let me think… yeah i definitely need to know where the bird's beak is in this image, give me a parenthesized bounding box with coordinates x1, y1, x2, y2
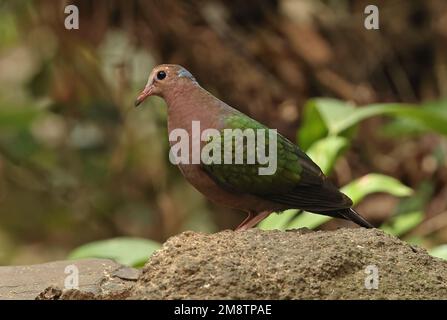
(134, 84, 154, 107)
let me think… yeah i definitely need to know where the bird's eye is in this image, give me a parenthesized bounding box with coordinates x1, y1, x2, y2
(156, 71, 166, 80)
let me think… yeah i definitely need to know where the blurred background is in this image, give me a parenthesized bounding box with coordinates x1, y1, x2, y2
(1, 0, 447, 266)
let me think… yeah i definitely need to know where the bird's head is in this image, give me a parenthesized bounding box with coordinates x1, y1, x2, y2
(135, 64, 197, 107)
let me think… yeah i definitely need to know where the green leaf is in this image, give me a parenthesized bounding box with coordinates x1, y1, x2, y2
(298, 98, 447, 148)
(380, 211, 423, 237)
(258, 210, 297, 230)
(341, 174, 413, 204)
(314, 98, 358, 135)
(381, 117, 431, 137)
(429, 245, 447, 260)
(286, 212, 332, 230)
(68, 237, 161, 267)
(298, 99, 328, 150)
(306, 136, 349, 175)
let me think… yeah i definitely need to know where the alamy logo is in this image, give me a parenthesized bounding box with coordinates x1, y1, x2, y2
(64, 264, 79, 290)
(364, 5, 379, 30)
(64, 5, 79, 30)
(364, 265, 379, 289)
(169, 121, 278, 175)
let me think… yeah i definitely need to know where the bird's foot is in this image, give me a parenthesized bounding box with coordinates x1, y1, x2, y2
(235, 210, 272, 231)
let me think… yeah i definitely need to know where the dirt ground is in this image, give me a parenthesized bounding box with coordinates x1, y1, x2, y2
(30, 228, 447, 300)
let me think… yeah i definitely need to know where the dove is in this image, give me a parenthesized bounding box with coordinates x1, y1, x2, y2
(135, 64, 373, 230)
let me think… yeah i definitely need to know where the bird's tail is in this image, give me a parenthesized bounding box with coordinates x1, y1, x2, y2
(336, 208, 374, 228)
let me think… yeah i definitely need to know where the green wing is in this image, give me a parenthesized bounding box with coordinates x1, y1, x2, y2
(201, 113, 352, 211)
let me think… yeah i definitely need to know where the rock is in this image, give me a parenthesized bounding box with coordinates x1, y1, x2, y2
(4, 228, 447, 299)
(129, 228, 447, 299)
(0, 259, 139, 300)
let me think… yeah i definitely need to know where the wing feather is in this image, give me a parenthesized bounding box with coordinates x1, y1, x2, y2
(201, 112, 352, 211)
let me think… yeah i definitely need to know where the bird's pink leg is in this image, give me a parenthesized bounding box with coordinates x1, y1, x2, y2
(235, 210, 272, 231)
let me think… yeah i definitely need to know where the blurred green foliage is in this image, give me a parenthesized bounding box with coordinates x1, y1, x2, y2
(430, 245, 447, 260)
(68, 237, 161, 267)
(299, 98, 447, 150)
(260, 98, 446, 256)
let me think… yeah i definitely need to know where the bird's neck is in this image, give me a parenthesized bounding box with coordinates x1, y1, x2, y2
(165, 83, 225, 134)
